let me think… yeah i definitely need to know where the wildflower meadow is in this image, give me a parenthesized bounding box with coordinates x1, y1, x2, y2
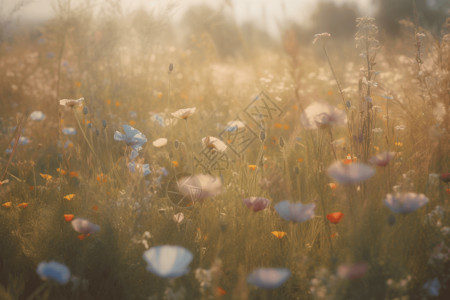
(0, 0, 449, 299)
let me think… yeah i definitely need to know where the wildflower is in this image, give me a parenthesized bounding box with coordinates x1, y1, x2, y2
(372, 128, 382, 133)
(59, 97, 84, 108)
(0, 179, 9, 186)
(369, 151, 395, 167)
(243, 197, 271, 212)
(172, 161, 179, 167)
(328, 183, 337, 189)
(312, 32, 331, 44)
(275, 200, 316, 223)
(247, 268, 291, 289)
(57, 168, 67, 175)
(17, 202, 28, 208)
(440, 173, 450, 183)
(327, 161, 375, 184)
(71, 218, 100, 235)
(96, 173, 107, 183)
(423, 278, 440, 297)
(64, 194, 75, 201)
(128, 161, 151, 176)
(114, 125, 147, 152)
(383, 193, 429, 214)
(202, 136, 227, 153)
(171, 107, 196, 120)
(225, 120, 245, 132)
(153, 138, 168, 148)
(173, 213, 184, 224)
(2, 202, 12, 208)
(248, 165, 257, 171)
(36, 261, 71, 284)
(40, 173, 53, 181)
(217, 287, 227, 296)
(271, 231, 287, 239)
(69, 171, 78, 178)
(326, 212, 344, 224)
(64, 214, 74, 222)
(395, 125, 405, 131)
(143, 245, 193, 278)
(300, 102, 347, 129)
(337, 262, 368, 280)
(30, 111, 46, 121)
(62, 127, 77, 135)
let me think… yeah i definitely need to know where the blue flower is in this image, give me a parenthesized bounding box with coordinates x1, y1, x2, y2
(143, 245, 193, 278)
(62, 127, 77, 135)
(114, 125, 147, 152)
(30, 111, 46, 121)
(11, 136, 30, 146)
(128, 162, 151, 176)
(275, 200, 316, 223)
(36, 261, 71, 285)
(247, 268, 291, 289)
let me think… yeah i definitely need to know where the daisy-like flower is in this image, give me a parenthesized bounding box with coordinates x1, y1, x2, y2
(59, 97, 84, 108)
(247, 268, 291, 289)
(243, 197, 271, 212)
(171, 107, 196, 120)
(30, 111, 46, 121)
(327, 161, 375, 184)
(300, 102, 347, 129)
(383, 193, 429, 214)
(153, 138, 168, 148)
(202, 136, 227, 152)
(274, 200, 315, 223)
(71, 218, 100, 235)
(225, 120, 245, 132)
(36, 261, 71, 284)
(143, 245, 193, 278)
(369, 152, 395, 167)
(114, 125, 147, 156)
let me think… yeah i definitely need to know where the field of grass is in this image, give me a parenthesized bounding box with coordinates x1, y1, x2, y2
(0, 1, 449, 299)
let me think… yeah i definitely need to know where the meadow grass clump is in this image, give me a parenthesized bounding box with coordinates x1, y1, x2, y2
(0, 1, 449, 299)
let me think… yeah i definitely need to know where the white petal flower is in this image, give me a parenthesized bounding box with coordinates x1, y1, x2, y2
(143, 245, 193, 278)
(71, 218, 100, 235)
(202, 136, 227, 152)
(30, 111, 46, 121)
(275, 200, 315, 223)
(383, 193, 429, 214)
(327, 161, 375, 184)
(247, 268, 291, 289)
(171, 107, 196, 120)
(153, 138, 168, 148)
(59, 97, 84, 108)
(301, 102, 347, 129)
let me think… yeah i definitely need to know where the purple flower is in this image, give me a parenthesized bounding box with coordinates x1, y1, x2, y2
(327, 161, 375, 184)
(247, 268, 291, 289)
(71, 218, 100, 235)
(275, 200, 315, 223)
(36, 261, 71, 284)
(243, 197, 270, 212)
(383, 193, 429, 214)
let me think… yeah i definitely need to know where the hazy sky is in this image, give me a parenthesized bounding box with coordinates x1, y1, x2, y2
(2, 0, 374, 35)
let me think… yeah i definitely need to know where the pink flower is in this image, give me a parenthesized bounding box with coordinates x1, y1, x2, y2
(301, 102, 347, 129)
(243, 197, 271, 212)
(337, 262, 369, 280)
(71, 218, 100, 235)
(369, 152, 395, 167)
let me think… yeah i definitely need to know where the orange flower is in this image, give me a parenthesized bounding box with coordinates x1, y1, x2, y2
(327, 212, 344, 224)
(271, 231, 287, 239)
(274, 123, 283, 129)
(96, 173, 107, 183)
(328, 183, 337, 190)
(2, 202, 12, 208)
(17, 202, 28, 208)
(172, 161, 179, 167)
(40, 173, 52, 180)
(330, 232, 339, 238)
(106, 99, 112, 105)
(115, 101, 121, 107)
(64, 214, 74, 222)
(92, 205, 99, 212)
(297, 158, 304, 163)
(248, 165, 257, 171)
(129, 120, 136, 126)
(57, 168, 67, 175)
(64, 194, 76, 201)
(75, 81, 82, 88)
(283, 124, 290, 130)
(29, 186, 34, 191)
(77, 233, 90, 240)
(69, 171, 79, 178)
(343, 154, 352, 165)
(217, 287, 227, 296)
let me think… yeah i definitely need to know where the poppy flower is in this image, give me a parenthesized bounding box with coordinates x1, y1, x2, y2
(247, 268, 291, 289)
(40, 173, 53, 181)
(71, 218, 100, 235)
(30, 111, 46, 121)
(337, 262, 368, 280)
(326, 212, 344, 224)
(327, 161, 375, 184)
(17, 202, 28, 208)
(217, 287, 227, 296)
(369, 152, 395, 167)
(92, 205, 99, 212)
(69, 171, 78, 178)
(243, 197, 271, 212)
(59, 97, 84, 108)
(143, 245, 193, 278)
(300, 102, 347, 129)
(36, 261, 71, 284)
(153, 138, 168, 148)
(171, 107, 196, 120)
(271, 231, 287, 239)
(96, 173, 107, 183)
(77, 234, 90, 240)
(383, 193, 429, 214)
(114, 125, 147, 154)
(275, 200, 316, 223)
(57, 168, 67, 175)
(64, 214, 74, 222)
(2, 202, 12, 208)
(172, 161, 179, 167)
(328, 183, 337, 189)
(202, 136, 227, 153)
(64, 194, 75, 201)
(248, 165, 257, 171)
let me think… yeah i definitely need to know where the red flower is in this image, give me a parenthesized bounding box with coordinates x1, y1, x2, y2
(326, 212, 344, 224)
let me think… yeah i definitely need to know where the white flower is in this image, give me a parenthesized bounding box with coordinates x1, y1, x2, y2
(173, 213, 185, 224)
(275, 200, 316, 223)
(225, 120, 245, 132)
(383, 193, 429, 214)
(59, 97, 84, 108)
(153, 138, 168, 148)
(247, 268, 291, 289)
(312, 32, 331, 44)
(171, 107, 196, 120)
(202, 136, 227, 152)
(395, 125, 406, 131)
(143, 245, 193, 278)
(300, 102, 347, 129)
(37, 261, 71, 284)
(71, 218, 100, 234)
(327, 162, 375, 184)
(30, 111, 46, 121)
